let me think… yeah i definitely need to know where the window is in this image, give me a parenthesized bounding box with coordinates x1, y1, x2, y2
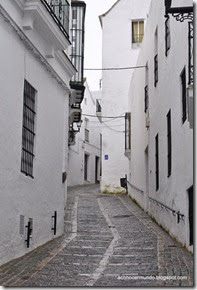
(21, 80, 36, 178)
(132, 20, 144, 44)
(167, 110, 172, 177)
(70, 2, 86, 84)
(96, 99, 102, 113)
(85, 129, 89, 142)
(181, 68, 187, 123)
(84, 118, 89, 142)
(155, 134, 159, 191)
(165, 16, 171, 56)
(125, 113, 131, 150)
(144, 86, 148, 113)
(154, 55, 158, 87)
(154, 28, 158, 87)
(144, 64, 149, 113)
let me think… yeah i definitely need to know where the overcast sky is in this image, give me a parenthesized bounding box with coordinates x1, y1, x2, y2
(84, 0, 116, 91)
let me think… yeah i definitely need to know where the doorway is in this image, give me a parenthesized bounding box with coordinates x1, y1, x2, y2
(188, 186, 193, 246)
(95, 156, 100, 183)
(84, 154, 89, 181)
(145, 146, 149, 210)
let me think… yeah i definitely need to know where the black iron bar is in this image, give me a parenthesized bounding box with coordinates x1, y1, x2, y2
(52, 211, 57, 235)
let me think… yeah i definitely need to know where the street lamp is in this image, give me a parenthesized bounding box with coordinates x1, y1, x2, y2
(165, 0, 193, 21)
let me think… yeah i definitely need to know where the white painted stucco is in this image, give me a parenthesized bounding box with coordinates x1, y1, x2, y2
(128, 0, 193, 251)
(68, 82, 101, 186)
(0, 0, 75, 266)
(100, 0, 151, 193)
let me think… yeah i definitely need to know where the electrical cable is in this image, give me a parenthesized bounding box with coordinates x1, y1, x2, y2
(84, 65, 146, 71)
(82, 113, 125, 119)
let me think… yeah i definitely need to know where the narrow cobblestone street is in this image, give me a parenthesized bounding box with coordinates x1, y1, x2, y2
(0, 184, 193, 287)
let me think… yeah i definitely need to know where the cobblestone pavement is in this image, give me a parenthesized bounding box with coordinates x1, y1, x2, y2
(0, 184, 194, 287)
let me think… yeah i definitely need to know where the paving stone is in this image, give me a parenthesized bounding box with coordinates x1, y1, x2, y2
(0, 184, 193, 287)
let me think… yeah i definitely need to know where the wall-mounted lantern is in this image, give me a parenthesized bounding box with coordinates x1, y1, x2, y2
(164, 0, 193, 85)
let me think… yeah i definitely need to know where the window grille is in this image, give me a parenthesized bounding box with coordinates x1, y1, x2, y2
(154, 54, 158, 87)
(165, 16, 171, 56)
(181, 68, 187, 123)
(125, 113, 131, 150)
(21, 80, 36, 178)
(155, 134, 159, 191)
(144, 86, 149, 113)
(167, 110, 172, 177)
(188, 22, 193, 85)
(70, 3, 86, 84)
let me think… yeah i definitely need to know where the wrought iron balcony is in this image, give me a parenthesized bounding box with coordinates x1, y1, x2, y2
(41, 0, 70, 39)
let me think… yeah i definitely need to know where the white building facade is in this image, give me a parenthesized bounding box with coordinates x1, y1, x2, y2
(99, 0, 151, 194)
(127, 0, 193, 251)
(68, 83, 101, 186)
(0, 0, 80, 266)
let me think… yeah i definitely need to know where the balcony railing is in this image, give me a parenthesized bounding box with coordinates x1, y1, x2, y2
(85, 129, 89, 142)
(41, 0, 70, 39)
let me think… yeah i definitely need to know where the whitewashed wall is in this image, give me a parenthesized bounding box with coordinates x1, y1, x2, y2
(128, 0, 193, 250)
(100, 0, 151, 193)
(0, 0, 74, 266)
(68, 82, 101, 186)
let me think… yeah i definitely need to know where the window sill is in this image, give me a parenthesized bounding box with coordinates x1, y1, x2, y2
(124, 149, 131, 159)
(131, 43, 141, 49)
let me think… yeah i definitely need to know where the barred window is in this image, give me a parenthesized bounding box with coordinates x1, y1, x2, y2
(125, 113, 131, 150)
(154, 28, 158, 87)
(154, 54, 158, 87)
(165, 16, 171, 56)
(181, 68, 187, 124)
(167, 110, 172, 177)
(144, 85, 149, 113)
(21, 80, 36, 178)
